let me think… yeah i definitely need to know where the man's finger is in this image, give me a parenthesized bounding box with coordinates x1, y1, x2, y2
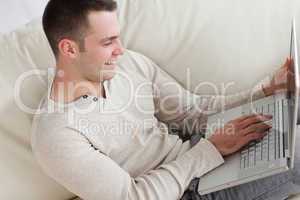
(236, 131, 267, 150)
(283, 57, 292, 68)
(231, 114, 258, 123)
(245, 132, 267, 144)
(241, 122, 271, 136)
(239, 114, 272, 129)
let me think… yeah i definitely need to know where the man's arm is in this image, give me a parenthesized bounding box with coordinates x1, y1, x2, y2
(134, 52, 270, 137)
(31, 127, 224, 200)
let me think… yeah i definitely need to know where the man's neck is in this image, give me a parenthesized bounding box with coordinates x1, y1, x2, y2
(50, 65, 106, 103)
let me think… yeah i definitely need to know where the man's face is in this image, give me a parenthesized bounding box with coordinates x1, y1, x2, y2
(76, 11, 124, 82)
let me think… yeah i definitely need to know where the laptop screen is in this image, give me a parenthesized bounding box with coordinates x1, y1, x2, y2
(289, 20, 300, 126)
(288, 19, 299, 167)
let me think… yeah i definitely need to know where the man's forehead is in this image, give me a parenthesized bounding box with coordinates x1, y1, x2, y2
(85, 11, 120, 39)
(85, 29, 120, 41)
(100, 35, 120, 42)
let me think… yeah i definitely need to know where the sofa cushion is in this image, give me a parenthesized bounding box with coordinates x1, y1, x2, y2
(0, 18, 55, 146)
(0, 19, 75, 200)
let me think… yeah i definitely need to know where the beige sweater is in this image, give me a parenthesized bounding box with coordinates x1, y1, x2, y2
(31, 50, 266, 200)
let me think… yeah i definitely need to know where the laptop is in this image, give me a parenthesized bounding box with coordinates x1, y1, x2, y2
(198, 19, 300, 195)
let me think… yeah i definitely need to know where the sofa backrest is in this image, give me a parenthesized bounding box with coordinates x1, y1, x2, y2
(117, 0, 300, 94)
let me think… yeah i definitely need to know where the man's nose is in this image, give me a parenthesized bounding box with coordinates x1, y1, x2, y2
(114, 39, 124, 55)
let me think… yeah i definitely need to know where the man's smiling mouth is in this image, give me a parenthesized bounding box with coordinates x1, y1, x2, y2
(104, 60, 116, 65)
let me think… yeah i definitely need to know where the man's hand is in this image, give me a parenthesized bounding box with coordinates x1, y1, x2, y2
(262, 58, 294, 96)
(207, 114, 272, 156)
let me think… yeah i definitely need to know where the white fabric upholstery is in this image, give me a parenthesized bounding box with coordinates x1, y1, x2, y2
(0, 0, 48, 34)
(1, 0, 300, 199)
(0, 19, 74, 199)
(117, 0, 300, 94)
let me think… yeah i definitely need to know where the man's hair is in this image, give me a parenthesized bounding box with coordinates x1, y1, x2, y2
(42, 0, 117, 58)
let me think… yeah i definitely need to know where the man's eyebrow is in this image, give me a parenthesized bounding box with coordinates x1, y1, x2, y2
(100, 35, 119, 43)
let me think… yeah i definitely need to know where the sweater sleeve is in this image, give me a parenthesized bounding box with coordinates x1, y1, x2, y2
(134, 53, 270, 137)
(31, 126, 224, 200)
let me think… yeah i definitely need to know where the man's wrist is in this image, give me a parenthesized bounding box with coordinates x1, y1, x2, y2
(207, 138, 223, 155)
(262, 84, 273, 96)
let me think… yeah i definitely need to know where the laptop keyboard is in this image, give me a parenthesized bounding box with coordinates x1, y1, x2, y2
(240, 99, 288, 169)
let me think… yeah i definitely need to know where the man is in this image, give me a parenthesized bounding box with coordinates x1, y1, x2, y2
(31, 0, 298, 199)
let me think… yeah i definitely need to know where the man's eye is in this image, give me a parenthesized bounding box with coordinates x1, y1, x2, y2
(103, 42, 113, 46)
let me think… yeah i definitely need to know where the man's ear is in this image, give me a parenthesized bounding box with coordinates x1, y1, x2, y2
(58, 39, 79, 59)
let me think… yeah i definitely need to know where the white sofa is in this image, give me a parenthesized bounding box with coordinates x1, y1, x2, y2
(1, 0, 300, 199)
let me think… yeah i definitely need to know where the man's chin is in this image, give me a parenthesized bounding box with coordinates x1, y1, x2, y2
(104, 63, 117, 70)
(99, 71, 116, 82)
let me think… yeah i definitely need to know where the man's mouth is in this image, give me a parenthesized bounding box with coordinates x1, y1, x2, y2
(104, 60, 116, 65)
